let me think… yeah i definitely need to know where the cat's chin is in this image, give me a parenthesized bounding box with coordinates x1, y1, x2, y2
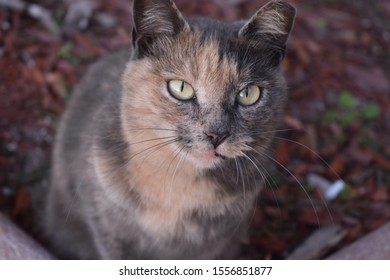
(189, 150, 226, 170)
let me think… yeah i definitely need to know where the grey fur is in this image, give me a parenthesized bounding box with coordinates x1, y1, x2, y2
(42, 0, 295, 259)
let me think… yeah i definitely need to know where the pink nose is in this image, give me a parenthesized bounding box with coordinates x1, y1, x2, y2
(204, 131, 230, 148)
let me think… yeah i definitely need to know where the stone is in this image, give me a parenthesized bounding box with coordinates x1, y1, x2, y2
(0, 213, 54, 259)
(287, 225, 346, 260)
(327, 222, 390, 260)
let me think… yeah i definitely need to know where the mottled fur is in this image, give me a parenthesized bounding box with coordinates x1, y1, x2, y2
(42, 0, 295, 259)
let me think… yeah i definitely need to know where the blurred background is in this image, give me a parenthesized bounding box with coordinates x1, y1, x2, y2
(0, 0, 389, 259)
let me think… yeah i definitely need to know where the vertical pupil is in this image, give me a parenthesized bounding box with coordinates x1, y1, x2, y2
(245, 87, 249, 98)
(180, 81, 185, 92)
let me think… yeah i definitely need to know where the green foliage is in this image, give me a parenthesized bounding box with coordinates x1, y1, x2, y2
(338, 184, 353, 201)
(316, 17, 328, 29)
(58, 42, 81, 65)
(323, 109, 338, 123)
(322, 90, 382, 146)
(338, 91, 355, 109)
(58, 42, 74, 59)
(341, 110, 358, 127)
(359, 127, 381, 151)
(324, 91, 381, 127)
(362, 103, 381, 120)
(58, 42, 92, 65)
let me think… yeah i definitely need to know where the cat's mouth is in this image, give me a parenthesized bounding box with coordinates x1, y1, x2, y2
(216, 152, 226, 159)
(198, 150, 226, 160)
(191, 150, 228, 169)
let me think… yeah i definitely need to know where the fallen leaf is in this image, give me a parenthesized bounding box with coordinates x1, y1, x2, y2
(326, 156, 346, 180)
(284, 115, 305, 132)
(368, 149, 390, 172)
(12, 188, 31, 219)
(275, 141, 292, 167)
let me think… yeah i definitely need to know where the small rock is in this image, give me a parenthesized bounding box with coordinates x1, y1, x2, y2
(0, 0, 26, 11)
(64, 0, 96, 32)
(287, 225, 346, 260)
(327, 222, 390, 259)
(0, 213, 54, 259)
(308, 173, 331, 192)
(94, 13, 118, 29)
(307, 173, 346, 201)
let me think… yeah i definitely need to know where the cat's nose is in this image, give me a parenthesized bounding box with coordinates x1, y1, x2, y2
(204, 131, 230, 148)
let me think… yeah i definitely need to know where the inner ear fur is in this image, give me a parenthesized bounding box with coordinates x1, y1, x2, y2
(239, 0, 296, 53)
(132, 0, 189, 55)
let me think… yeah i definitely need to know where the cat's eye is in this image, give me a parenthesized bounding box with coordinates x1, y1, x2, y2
(168, 80, 195, 101)
(237, 85, 262, 106)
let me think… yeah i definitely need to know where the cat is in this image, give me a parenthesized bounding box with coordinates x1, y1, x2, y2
(42, 0, 296, 259)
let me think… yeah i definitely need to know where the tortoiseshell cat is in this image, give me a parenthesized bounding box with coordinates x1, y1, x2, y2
(43, 0, 296, 259)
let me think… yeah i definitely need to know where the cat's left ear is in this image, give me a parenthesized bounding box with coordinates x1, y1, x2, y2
(239, 0, 296, 61)
(132, 0, 190, 57)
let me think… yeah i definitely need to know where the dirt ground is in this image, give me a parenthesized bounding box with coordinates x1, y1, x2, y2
(0, 0, 389, 259)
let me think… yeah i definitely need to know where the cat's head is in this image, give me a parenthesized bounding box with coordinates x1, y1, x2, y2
(121, 0, 296, 170)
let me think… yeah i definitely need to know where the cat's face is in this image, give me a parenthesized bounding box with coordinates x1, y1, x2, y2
(122, 0, 295, 170)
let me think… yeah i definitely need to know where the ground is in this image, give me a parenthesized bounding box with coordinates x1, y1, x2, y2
(0, 0, 389, 259)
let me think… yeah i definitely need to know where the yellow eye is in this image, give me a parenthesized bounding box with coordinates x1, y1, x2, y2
(168, 80, 195, 101)
(237, 85, 262, 106)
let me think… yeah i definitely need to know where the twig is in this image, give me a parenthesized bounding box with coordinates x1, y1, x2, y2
(27, 4, 60, 35)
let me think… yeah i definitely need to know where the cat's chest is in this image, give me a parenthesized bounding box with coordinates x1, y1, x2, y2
(130, 165, 233, 239)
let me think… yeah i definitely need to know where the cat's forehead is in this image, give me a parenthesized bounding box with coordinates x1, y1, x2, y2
(153, 29, 245, 104)
(184, 37, 239, 104)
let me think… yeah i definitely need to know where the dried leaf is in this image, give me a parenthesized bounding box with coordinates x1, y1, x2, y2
(326, 156, 346, 180)
(284, 115, 305, 132)
(275, 141, 291, 167)
(12, 189, 31, 218)
(369, 149, 390, 172)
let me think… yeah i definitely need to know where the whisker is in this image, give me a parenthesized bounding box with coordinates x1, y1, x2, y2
(128, 139, 179, 162)
(127, 127, 178, 133)
(274, 136, 338, 224)
(251, 145, 321, 228)
(163, 145, 183, 191)
(274, 136, 342, 180)
(251, 128, 296, 136)
(229, 156, 257, 239)
(237, 157, 247, 210)
(65, 175, 84, 223)
(239, 154, 262, 226)
(128, 136, 177, 146)
(169, 146, 186, 191)
(234, 158, 240, 185)
(135, 138, 179, 170)
(152, 144, 181, 177)
(172, 150, 189, 203)
(243, 152, 283, 219)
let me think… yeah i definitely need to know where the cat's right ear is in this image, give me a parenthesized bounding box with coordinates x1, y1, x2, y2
(239, 0, 296, 62)
(132, 0, 190, 57)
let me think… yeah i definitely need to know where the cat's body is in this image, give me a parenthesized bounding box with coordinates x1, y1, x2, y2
(42, 0, 295, 259)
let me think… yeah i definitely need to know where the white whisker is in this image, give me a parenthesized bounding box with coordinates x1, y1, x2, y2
(169, 147, 186, 191)
(250, 145, 322, 228)
(243, 151, 283, 219)
(274, 136, 342, 180)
